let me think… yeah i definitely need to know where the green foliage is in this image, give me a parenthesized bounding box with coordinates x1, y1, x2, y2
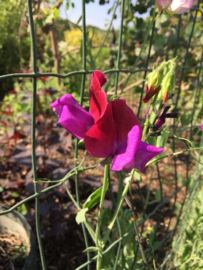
(173, 186, 203, 269)
(76, 208, 88, 224)
(83, 182, 109, 211)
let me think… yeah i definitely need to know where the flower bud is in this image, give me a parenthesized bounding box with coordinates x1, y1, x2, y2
(153, 106, 178, 131)
(160, 62, 175, 104)
(142, 61, 167, 103)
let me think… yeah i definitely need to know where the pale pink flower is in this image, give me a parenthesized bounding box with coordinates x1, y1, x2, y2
(156, 0, 194, 14)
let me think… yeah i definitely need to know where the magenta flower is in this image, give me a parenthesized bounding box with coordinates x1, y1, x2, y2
(84, 100, 163, 172)
(201, 124, 203, 131)
(156, 0, 194, 14)
(50, 70, 107, 139)
(51, 71, 164, 172)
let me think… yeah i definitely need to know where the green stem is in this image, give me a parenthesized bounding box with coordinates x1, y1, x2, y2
(27, 0, 46, 269)
(103, 170, 134, 244)
(95, 164, 109, 269)
(142, 91, 159, 141)
(114, 0, 125, 95)
(146, 146, 203, 166)
(108, 170, 122, 270)
(144, 164, 155, 210)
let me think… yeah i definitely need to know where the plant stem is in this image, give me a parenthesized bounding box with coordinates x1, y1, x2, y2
(142, 91, 159, 141)
(27, 0, 46, 269)
(114, 0, 125, 95)
(129, 185, 152, 270)
(95, 164, 109, 269)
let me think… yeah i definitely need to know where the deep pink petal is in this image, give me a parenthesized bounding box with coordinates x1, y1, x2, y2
(89, 70, 107, 123)
(133, 141, 164, 171)
(84, 99, 142, 159)
(50, 94, 94, 140)
(111, 125, 141, 173)
(110, 99, 142, 144)
(201, 124, 203, 131)
(84, 102, 117, 158)
(90, 70, 107, 88)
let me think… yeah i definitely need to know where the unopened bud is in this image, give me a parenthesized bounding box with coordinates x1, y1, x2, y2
(161, 64, 175, 104)
(142, 61, 167, 103)
(153, 106, 178, 131)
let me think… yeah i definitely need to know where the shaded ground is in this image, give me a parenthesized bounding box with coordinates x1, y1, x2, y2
(0, 110, 200, 269)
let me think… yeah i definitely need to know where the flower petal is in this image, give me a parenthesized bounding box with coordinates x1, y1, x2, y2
(142, 84, 160, 103)
(110, 99, 142, 144)
(89, 70, 107, 123)
(166, 0, 193, 14)
(156, 0, 171, 8)
(201, 124, 203, 131)
(175, 0, 194, 14)
(84, 99, 142, 159)
(50, 94, 94, 140)
(133, 141, 164, 171)
(84, 102, 117, 158)
(111, 125, 141, 173)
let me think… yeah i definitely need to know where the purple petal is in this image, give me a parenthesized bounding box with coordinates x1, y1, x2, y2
(201, 124, 203, 131)
(50, 94, 94, 139)
(133, 142, 164, 171)
(111, 125, 141, 173)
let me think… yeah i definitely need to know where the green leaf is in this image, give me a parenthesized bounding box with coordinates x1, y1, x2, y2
(155, 189, 161, 201)
(10, 191, 19, 198)
(45, 14, 53, 24)
(149, 224, 157, 246)
(133, 171, 143, 182)
(66, 2, 70, 10)
(53, 8, 59, 19)
(17, 204, 28, 215)
(156, 125, 169, 148)
(76, 208, 88, 224)
(83, 246, 99, 253)
(200, 36, 203, 46)
(83, 182, 109, 210)
(0, 186, 4, 192)
(101, 207, 111, 227)
(147, 136, 156, 146)
(77, 15, 82, 25)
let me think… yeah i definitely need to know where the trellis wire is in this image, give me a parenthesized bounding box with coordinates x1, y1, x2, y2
(0, 0, 202, 270)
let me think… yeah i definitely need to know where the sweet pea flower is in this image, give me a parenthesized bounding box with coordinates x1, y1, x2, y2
(50, 70, 107, 139)
(156, 0, 194, 14)
(51, 71, 164, 172)
(84, 99, 164, 172)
